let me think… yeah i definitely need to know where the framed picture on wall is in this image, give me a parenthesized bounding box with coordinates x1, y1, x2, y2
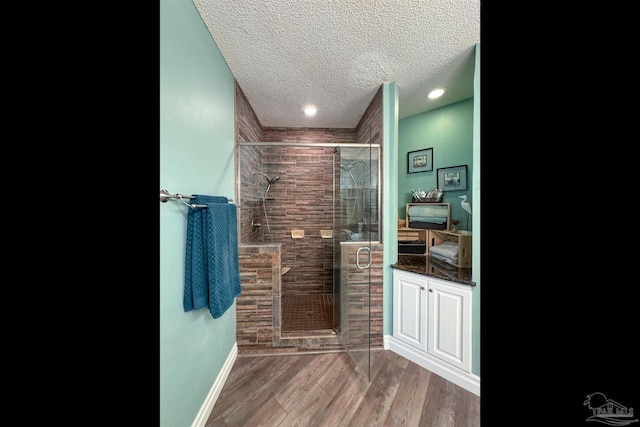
(407, 148, 433, 173)
(437, 164, 468, 191)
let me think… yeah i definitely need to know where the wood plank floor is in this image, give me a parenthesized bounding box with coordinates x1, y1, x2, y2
(206, 349, 480, 427)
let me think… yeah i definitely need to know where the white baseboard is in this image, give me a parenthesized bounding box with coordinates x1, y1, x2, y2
(191, 343, 238, 427)
(387, 335, 480, 396)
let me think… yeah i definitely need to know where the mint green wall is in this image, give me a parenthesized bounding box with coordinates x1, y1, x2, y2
(160, 0, 237, 425)
(382, 82, 399, 341)
(397, 99, 474, 226)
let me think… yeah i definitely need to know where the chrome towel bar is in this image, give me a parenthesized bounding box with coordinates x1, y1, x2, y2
(160, 189, 233, 209)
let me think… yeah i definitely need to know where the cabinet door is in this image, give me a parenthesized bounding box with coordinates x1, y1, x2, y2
(427, 279, 472, 372)
(393, 270, 427, 351)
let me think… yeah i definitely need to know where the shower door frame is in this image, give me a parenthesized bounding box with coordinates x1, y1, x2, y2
(333, 143, 380, 380)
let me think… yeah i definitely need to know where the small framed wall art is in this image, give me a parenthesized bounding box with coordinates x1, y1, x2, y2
(437, 164, 468, 191)
(407, 148, 433, 173)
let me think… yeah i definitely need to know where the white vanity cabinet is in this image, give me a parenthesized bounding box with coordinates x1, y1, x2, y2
(393, 268, 428, 351)
(427, 278, 472, 372)
(391, 268, 477, 394)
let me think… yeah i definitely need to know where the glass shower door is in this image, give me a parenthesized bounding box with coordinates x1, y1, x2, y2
(333, 143, 379, 380)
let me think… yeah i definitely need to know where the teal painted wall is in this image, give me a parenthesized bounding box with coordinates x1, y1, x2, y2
(160, 0, 237, 425)
(382, 82, 399, 342)
(397, 98, 474, 226)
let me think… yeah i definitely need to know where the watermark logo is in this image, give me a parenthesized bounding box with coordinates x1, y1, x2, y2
(584, 392, 638, 425)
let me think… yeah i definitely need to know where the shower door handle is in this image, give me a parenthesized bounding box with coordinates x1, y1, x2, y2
(356, 246, 371, 269)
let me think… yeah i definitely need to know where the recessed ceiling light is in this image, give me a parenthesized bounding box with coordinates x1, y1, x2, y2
(303, 105, 317, 116)
(427, 88, 445, 99)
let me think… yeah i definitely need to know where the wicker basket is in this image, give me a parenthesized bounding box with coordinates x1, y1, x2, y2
(411, 195, 443, 203)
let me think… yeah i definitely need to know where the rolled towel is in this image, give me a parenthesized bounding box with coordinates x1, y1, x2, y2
(408, 204, 448, 218)
(409, 221, 447, 230)
(408, 215, 447, 223)
(429, 252, 457, 265)
(429, 240, 459, 261)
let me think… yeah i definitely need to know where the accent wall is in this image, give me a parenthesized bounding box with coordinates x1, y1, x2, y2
(160, 0, 237, 425)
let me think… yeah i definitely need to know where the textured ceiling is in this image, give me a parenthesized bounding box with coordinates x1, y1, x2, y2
(193, 0, 480, 129)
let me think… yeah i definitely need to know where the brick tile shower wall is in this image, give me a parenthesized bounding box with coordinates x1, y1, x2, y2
(260, 144, 345, 295)
(260, 128, 358, 295)
(263, 127, 356, 144)
(235, 83, 265, 243)
(236, 244, 280, 349)
(274, 147, 326, 293)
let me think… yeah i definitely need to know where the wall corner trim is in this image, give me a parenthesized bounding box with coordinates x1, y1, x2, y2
(191, 343, 238, 427)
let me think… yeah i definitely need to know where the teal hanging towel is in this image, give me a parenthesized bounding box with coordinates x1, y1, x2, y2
(184, 195, 241, 319)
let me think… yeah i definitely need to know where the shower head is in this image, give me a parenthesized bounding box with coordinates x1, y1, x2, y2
(340, 159, 364, 171)
(256, 172, 280, 185)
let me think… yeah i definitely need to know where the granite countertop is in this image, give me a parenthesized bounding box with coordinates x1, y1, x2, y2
(392, 255, 475, 286)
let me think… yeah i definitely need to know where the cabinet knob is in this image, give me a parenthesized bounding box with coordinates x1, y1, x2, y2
(429, 288, 433, 292)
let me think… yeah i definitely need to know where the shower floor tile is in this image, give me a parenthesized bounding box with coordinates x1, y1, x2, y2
(281, 293, 333, 334)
